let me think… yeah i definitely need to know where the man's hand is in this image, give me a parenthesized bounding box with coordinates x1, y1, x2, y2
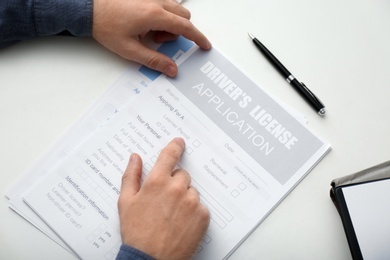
(92, 0, 211, 77)
(118, 138, 210, 259)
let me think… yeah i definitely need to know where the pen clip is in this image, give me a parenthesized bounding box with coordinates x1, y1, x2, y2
(300, 82, 324, 107)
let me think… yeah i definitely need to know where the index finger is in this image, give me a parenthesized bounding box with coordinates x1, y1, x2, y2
(154, 137, 186, 174)
(151, 11, 211, 50)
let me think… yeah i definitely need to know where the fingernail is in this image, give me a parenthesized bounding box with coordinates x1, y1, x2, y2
(130, 153, 138, 163)
(173, 137, 185, 147)
(164, 64, 177, 77)
(205, 40, 212, 49)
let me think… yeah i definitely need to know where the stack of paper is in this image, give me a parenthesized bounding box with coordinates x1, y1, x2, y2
(5, 37, 330, 260)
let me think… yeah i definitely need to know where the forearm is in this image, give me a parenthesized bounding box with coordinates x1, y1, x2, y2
(0, 0, 93, 48)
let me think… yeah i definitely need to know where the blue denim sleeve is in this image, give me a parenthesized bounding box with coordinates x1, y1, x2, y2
(0, 0, 93, 48)
(116, 244, 156, 260)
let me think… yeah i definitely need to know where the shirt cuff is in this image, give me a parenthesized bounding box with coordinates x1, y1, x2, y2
(34, 0, 93, 37)
(116, 244, 155, 260)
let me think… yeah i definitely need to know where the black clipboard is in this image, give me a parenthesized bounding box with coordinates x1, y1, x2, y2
(330, 160, 390, 260)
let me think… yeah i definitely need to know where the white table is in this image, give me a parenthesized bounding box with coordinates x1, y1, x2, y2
(1, 0, 390, 259)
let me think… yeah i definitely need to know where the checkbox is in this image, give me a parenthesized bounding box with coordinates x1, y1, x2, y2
(150, 155, 157, 163)
(185, 147, 194, 155)
(203, 234, 212, 244)
(143, 163, 152, 173)
(238, 182, 247, 191)
(195, 245, 204, 253)
(231, 190, 239, 198)
(192, 140, 201, 148)
(98, 224, 106, 231)
(87, 234, 95, 242)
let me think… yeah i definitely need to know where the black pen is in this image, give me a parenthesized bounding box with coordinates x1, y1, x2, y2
(248, 33, 326, 116)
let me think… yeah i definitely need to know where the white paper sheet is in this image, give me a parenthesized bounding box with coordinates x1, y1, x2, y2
(23, 39, 330, 259)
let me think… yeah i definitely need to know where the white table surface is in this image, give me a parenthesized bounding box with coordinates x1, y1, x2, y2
(1, 0, 390, 259)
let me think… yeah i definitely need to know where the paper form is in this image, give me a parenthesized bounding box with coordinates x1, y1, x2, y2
(5, 37, 198, 252)
(23, 40, 330, 259)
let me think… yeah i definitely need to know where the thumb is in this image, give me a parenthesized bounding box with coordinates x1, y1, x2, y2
(120, 153, 143, 198)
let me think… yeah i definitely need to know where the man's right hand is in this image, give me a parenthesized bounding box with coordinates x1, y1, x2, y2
(118, 138, 210, 259)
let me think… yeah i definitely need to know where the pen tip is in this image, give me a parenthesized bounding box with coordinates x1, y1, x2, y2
(248, 33, 255, 39)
